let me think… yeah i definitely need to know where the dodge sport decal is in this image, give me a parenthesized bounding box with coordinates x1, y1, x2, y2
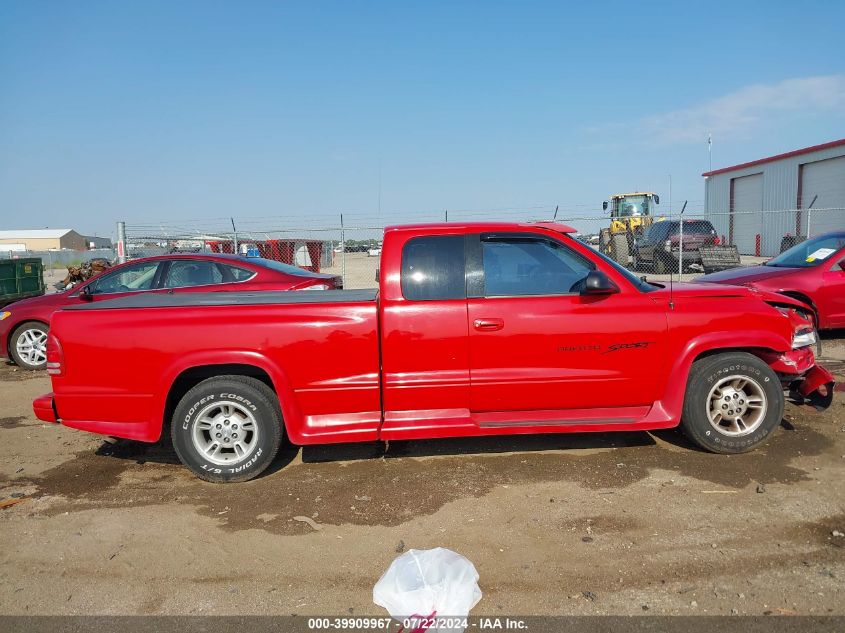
(604, 341, 654, 354)
(557, 342, 655, 354)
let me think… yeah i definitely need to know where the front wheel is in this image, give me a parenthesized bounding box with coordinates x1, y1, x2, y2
(9, 321, 49, 370)
(680, 352, 783, 454)
(171, 375, 283, 482)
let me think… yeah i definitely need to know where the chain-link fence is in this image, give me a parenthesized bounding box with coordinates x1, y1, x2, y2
(0, 248, 118, 292)
(120, 207, 844, 288)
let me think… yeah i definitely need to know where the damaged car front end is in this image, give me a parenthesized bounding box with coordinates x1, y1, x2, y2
(758, 305, 835, 410)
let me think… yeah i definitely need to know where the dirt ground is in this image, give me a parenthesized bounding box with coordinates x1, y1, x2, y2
(1, 337, 843, 617)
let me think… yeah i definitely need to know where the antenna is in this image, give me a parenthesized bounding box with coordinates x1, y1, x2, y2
(668, 200, 689, 310)
(553, 205, 559, 221)
(668, 176, 673, 310)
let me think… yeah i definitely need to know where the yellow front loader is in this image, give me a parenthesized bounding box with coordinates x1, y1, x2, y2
(599, 192, 660, 266)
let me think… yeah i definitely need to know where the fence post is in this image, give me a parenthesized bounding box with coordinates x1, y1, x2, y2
(340, 213, 346, 288)
(678, 216, 683, 276)
(807, 208, 812, 239)
(231, 218, 239, 254)
(116, 221, 127, 263)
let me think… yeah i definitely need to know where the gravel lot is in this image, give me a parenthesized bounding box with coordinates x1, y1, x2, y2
(1, 335, 843, 617)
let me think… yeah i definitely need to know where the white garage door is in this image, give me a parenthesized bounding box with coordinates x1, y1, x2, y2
(731, 173, 763, 255)
(801, 156, 845, 237)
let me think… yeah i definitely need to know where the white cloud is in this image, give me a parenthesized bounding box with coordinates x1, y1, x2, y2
(640, 75, 845, 144)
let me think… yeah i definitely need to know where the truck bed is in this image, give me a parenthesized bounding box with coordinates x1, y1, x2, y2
(50, 288, 382, 443)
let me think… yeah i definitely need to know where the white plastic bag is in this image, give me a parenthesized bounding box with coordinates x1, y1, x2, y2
(373, 548, 481, 633)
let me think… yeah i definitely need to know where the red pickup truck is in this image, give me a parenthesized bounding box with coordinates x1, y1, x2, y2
(34, 222, 834, 482)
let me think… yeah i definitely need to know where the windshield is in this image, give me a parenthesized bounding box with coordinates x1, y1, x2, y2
(616, 195, 650, 217)
(765, 233, 845, 268)
(569, 236, 658, 292)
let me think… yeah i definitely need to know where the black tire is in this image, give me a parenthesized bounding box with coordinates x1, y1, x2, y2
(9, 321, 49, 370)
(654, 252, 670, 274)
(681, 352, 783, 454)
(171, 375, 283, 483)
(609, 233, 630, 267)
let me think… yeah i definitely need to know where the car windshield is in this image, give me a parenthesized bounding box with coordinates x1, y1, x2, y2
(249, 257, 320, 277)
(568, 236, 658, 292)
(765, 233, 845, 268)
(617, 195, 649, 217)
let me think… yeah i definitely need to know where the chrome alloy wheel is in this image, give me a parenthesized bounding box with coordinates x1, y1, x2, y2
(707, 374, 767, 436)
(191, 401, 259, 465)
(15, 328, 47, 367)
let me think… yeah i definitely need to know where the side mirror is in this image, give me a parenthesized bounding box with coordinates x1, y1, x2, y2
(602, 201, 608, 211)
(78, 285, 94, 302)
(582, 270, 619, 296)
(838, 260, 845, 272)
(653, 194, 660, 205)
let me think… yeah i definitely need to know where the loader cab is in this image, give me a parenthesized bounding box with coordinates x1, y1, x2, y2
(603, 193, 660, 219)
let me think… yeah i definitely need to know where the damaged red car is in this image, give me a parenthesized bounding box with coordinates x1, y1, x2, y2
(34, 222, 834, 482)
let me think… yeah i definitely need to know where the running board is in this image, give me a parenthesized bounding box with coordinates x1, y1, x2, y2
(473, 405, 651, 428)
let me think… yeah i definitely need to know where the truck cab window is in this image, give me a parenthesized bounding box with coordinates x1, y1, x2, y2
(401, 235, 466, 300)
(482, 236, 593, 296)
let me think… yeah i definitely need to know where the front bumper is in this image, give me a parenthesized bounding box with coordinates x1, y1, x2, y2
(760, 348, 836, 410)
(0, 321, 11, 361)
(33, 393, 58, 423)
(795, 364, 835, 410)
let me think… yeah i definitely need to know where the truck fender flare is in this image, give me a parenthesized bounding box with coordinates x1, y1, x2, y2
(659, 329, 791, 419)
(153, 350, 303, 438)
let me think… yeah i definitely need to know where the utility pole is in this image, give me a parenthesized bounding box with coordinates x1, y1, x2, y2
(708, 133, 712, 173)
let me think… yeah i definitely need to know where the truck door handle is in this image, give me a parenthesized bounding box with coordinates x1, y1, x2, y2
(474, 318, 504, 331)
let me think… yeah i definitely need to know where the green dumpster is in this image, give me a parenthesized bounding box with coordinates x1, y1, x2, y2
(0, 258, 45, 307)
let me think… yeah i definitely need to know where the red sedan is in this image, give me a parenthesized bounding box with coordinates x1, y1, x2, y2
(698, 231, 845, 330)
(1, 253, 340, 370)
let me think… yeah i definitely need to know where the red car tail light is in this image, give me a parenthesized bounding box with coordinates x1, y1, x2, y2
(46, 333, 64, 376)
(713, 236, 722, 245)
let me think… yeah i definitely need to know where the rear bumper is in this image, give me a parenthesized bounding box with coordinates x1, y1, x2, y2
(33, 393, 58, 423)
(31, 392, 161, 441)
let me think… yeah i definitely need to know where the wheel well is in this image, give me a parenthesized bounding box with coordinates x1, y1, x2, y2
(163, 364, 275, 429)
(692, 347, 780, 366)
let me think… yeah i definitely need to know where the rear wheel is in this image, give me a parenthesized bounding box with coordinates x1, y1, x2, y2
(171, 375, 283, 483)
(9, 321, 49, 370)
(681, 352, 783, 454)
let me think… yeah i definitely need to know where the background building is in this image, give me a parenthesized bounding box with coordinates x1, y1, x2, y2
(703, 139, 845, 256)
(0, 229, 88, 251)
(83, 235, 113, 249)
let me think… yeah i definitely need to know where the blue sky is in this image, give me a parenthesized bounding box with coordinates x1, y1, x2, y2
(1, 0, 844, 237)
